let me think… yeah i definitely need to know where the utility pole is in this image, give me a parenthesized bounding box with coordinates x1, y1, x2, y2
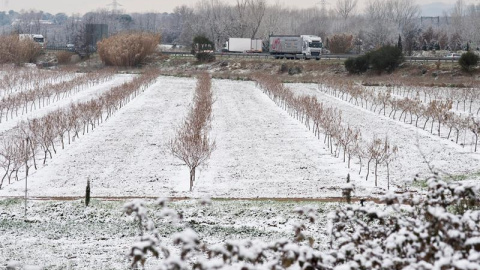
(107, 0, 123, 13)
(316, 0, 329, 15)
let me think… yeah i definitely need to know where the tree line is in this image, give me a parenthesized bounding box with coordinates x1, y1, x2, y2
(2, 0, 479, 55)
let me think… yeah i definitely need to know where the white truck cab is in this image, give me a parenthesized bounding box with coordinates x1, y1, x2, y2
(301, 35, 322, 59)
(19, 34, 45, 48)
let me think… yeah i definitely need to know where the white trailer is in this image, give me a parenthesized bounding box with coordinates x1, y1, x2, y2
(223, 38, 263, 53)
(269, 35, 322, 60)
(250, 39, 263, 52)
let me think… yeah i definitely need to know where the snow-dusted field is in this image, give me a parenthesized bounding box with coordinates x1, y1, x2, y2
(1, 73, 480, 269)
(0, 198, 336, 269)
(0, 76, 193, 197)
(1, 76, 479, 198)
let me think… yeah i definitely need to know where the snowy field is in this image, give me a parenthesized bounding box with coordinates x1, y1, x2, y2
(0, 76, 479, 199)
(0, 198, 337, 269)
(1, 72, 480, 269)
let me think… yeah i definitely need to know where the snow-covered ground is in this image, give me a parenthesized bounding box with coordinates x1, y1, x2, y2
(0, 76, 193, 197)
(198, 79, 361, 197)
(0, 198, 335, 269)
(1, 77, 374, 198)
(1, 76, 479, 199)
(1, 74, 480, 269)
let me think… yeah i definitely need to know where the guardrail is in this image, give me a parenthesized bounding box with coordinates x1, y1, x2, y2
(44, 46, 96, 58)
(44, 45, 73, 52)
(133, 51, 464, 63)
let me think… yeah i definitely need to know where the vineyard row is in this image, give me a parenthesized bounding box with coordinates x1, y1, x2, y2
(254, 74, 398, 189)
(0, 69, 116, 124)
(0, 69, 160, 189)
(318, 80, 480, 152)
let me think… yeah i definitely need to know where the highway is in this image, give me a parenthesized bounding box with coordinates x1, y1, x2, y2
(161, 51, 460, 62)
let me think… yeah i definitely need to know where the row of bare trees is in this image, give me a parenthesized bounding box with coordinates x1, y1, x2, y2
(0, 69, 160, 189)
(0, 66, 77, 96)
(320, 79, 480, 152)
(385, 84, 480, 115)
(0, 69, 115, 123)
(253, 74, 397, 189)
(170, 73, 215, 192)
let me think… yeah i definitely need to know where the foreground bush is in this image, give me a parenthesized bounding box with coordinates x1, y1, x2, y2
(368, 45, 404, 73)
(0, 35, 41, 65)
(459, 51, 479, 73)
(97, 32, 160, 66)
(344, 54, 369, 74)
(345, 45, 404, 74)
(126, 177, 480, 269)
(195, 52, 215, 63)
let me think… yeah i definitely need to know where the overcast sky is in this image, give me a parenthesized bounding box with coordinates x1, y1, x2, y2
(0, 0, 470, 15)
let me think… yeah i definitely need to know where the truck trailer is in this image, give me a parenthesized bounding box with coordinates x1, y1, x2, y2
(269, 35, 322, 60)
(222, 38, 263, 53)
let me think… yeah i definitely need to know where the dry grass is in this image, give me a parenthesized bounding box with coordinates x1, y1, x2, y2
(0, 35, 42, 66)
(56, 51, 75, 65)
(97, 32, 160, 67)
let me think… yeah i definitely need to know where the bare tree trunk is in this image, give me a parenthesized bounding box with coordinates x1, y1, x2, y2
(189, 167, 196, 192)
(366, 159, 371, 180)
(386, 162, 390, 190)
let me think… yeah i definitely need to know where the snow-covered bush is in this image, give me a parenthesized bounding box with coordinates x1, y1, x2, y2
(125, 177, 480, 269)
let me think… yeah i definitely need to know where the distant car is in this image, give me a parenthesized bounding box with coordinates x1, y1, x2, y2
(446, 53, 461, 58)
(66, 44, 75, 52)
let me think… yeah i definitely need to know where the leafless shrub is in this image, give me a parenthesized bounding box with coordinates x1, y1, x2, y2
(56, 51, 74, 65)
(97, 32, 160, 66)
(328, 33, 354, 54)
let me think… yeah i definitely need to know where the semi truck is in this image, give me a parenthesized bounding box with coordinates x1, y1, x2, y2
(19, 34, 46, 48)
(222, 38, 263, 53)
(269, 35, 322, 60)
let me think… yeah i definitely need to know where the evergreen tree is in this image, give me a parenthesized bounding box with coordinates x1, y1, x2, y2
(85, 179, 91, 207)
(397, 34, 403, 52)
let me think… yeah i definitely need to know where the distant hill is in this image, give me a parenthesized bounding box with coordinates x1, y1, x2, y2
(420, 2, 454, 16)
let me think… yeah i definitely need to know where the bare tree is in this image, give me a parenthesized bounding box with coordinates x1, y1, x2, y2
(247, 0, 266, 39)
(170, 74, 215, 192)
(335, 0, 358, 20)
